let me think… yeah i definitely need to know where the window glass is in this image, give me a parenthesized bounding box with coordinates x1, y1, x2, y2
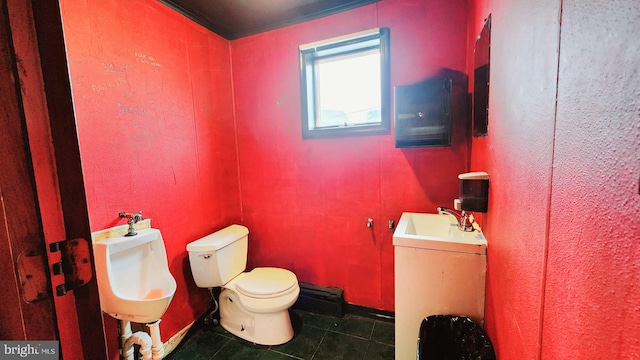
(299, 28, 390, 138)
(316, 50, 381, 128)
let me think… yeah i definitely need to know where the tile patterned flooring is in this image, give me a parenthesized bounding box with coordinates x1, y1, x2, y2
(166, 309, 395, 360)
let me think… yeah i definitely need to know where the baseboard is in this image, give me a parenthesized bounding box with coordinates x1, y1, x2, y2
(293, 282, 345, 317)
(292, 282, 395, 322)
(345, 303, 395, 323)
(162, 320, 194, 358)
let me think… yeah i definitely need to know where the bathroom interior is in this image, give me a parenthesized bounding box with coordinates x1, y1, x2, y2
(1, 0, 639, 359)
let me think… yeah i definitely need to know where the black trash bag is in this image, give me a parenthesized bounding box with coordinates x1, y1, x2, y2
(417, 315, 496, 360)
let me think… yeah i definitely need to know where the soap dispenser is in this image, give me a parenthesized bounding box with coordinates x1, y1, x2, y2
(458, 172, 489, 213)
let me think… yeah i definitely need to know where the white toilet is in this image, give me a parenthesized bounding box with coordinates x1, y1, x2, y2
(186, 224, 300, 345)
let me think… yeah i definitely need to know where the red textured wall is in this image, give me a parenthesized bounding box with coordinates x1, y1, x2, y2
(542, 1, 640, 358)
(485, 0, 560, 357)
(58, 0, 469, 355)
(59, 0, 241, 358)
(231, 0, 470, 311)
(468, 0, 561, 357)
(39, 0, 640, 357)
(469, 0, 640, 358)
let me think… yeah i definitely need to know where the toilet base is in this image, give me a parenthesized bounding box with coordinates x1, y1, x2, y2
(219, 289, 295, 345)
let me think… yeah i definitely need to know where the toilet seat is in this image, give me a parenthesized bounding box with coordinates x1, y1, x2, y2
(234, 267, 297, 299)
(223, 267, 300, 314)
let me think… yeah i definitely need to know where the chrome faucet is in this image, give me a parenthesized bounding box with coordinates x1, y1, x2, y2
(437, 206, 476, 232)
(119, 211, 143, 236)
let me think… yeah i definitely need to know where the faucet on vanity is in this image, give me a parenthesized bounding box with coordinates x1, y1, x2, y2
(119, 211, 143, 236)
(437, 206, 476, 232)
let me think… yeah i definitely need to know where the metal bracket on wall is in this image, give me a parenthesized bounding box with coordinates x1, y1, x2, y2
(17, 249, 50, 303)
(49, 238, 93, 296)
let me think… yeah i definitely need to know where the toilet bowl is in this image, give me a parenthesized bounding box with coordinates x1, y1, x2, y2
(93, 228, 177, 324)
(220, 267, 300, 345)
(187, 225, 300, 345)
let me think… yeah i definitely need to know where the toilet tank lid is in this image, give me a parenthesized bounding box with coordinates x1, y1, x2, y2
(186, 224, 248, 252)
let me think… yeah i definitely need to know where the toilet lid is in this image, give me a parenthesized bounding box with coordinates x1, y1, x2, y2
(235, 267, 297, 298)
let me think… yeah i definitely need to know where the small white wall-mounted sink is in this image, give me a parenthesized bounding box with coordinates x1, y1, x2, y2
(393, 212, 487, 254)
(393, 212, 488, 358)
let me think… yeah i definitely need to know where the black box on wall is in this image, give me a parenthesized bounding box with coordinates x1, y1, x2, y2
(394, 78, 452, 148)
(459, 172, 490, 213)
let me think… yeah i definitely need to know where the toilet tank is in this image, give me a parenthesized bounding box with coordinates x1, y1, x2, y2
(186, 225, 249, 288)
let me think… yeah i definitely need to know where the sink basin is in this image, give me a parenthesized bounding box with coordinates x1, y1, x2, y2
(393, 212, 487, 254)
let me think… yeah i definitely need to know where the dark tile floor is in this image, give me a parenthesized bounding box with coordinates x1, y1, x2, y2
(166, 309, 395, 360)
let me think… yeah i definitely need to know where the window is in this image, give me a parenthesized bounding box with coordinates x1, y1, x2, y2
(299, 28, 390, 138)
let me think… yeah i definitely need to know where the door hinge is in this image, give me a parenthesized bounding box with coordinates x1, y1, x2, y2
(49, 238, 92, 296)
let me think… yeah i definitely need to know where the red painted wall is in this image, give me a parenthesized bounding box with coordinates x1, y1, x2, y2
(468, 0, 640, 358)
(56, 0, 640, 358)
(59, 0, 240, 358)
(543, 1, 640, 358)
(58, 0, 470, 356)
(467, 0, 561, 357)
(231, 0, 470, 311)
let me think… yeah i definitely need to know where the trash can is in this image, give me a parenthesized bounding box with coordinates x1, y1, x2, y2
(417, 315, 496, 360)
